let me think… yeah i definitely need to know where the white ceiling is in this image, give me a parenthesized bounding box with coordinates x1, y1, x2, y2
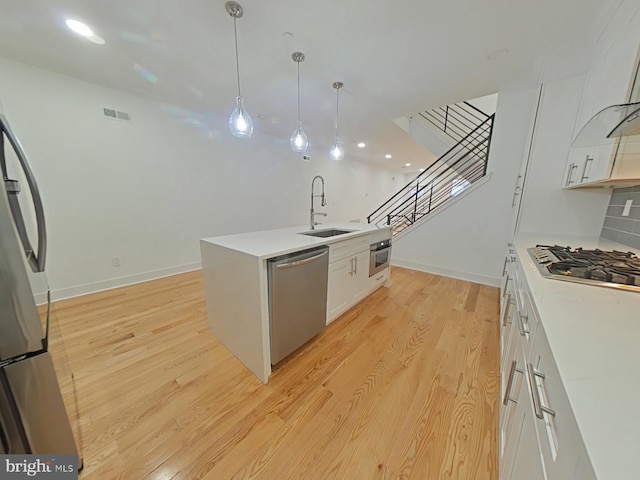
(0, 0, 618, 170)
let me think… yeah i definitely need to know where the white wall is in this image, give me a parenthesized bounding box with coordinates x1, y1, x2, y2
(391, 88, 540, 286)
(0, 57, 397, 299)
(467, 93, 498, 115)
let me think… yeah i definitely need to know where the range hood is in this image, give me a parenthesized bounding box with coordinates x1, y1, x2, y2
(572, 102, 640, 147)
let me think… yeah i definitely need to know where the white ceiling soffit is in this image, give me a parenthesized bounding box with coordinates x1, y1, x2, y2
(0, 0, 620, 169)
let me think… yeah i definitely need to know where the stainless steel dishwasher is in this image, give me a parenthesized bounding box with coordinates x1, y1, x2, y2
(268, 245, 329, 364)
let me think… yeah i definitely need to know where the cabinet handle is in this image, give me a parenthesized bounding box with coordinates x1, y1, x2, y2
(565, 163, 578, 186)
(354, 256, 358, 274)
(502, 256, 509, 276)
(501, 294, 513, 326)
(580, 155, 593, 182)
(502, 274, 510, 298)
(527, 363, 556, 419)
(375, 274, 384, 281)
(517, 311, 530, 337)
(503, 360, 524, 405)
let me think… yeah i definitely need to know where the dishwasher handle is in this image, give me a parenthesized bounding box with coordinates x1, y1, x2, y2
(275, 251, 328, 270)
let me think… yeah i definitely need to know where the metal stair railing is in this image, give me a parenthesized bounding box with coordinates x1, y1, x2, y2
(367, 114, 494, 235)
(419, 101, 489, 147)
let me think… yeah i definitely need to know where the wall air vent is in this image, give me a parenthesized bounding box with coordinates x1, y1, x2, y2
(103, 107, 131, 122)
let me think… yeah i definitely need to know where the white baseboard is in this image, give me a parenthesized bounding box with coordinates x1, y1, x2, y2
(391, 259, 500, 287)
(46, 262, 202, 303)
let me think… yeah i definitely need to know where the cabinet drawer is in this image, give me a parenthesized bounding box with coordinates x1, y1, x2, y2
(329, 235, 370, 263)
(528, 326, 589, 480)
(369, 267, 389, 292)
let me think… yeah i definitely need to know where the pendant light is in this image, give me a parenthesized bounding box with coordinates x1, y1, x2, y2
(226, 1, 253, 138)
(329, 82, 345, 161)
(290, 52, 309, 153)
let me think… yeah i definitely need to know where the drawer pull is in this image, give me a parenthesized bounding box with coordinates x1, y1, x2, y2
(527, 363, 556, 419)
(502, 274, 510, 298)
(503, 360, 524, 405)
(501, 294, 512, 326)
(517, 311, 530, 337)
(375, 274, 384, 281)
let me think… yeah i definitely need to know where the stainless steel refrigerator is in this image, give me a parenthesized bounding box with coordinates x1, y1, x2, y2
(0, 112, 79, 463)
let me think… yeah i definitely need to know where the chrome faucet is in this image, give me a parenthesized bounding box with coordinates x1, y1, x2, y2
(310, 175, 327, 230)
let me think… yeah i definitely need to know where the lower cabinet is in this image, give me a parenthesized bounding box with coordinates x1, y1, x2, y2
(327, 248, 370, 324)
(499, 246, 597, 480)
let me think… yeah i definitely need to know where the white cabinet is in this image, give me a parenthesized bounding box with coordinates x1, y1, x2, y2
(564, 142, 640, 188)
(507, 388, 546, 480)
(499, 340, 526, 478)
(351, 250, 370, 304)
(327, 257, 352, 321)
(368, 266, 389, 293)
(563, 3, 640, 188)
(327, 234, 387, 324)
(529, 325, 595, 480)
(499, 247, 597, 480)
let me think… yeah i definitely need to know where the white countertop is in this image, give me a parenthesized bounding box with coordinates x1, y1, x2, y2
(201, 222, 389, 260)
(514, 233, 640, 480)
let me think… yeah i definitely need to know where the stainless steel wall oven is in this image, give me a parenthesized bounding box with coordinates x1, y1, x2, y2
(369, 239, 391, 276)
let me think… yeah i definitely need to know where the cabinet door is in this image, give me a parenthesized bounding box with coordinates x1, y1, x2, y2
(564, 146, 613, 187)
(327, 257, 351, 324)
(503, 349, 547, 480)
(500, 293, 516, 376)
(507, 400, 546, 480)
(351, 251, 370, 304)
(530, 331, 585, 480)
(500, 343, 526, 479)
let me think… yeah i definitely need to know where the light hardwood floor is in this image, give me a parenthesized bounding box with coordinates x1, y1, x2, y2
(47, 266, 499, 479)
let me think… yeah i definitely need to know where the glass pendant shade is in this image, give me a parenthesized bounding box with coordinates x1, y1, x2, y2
(229, 96, 253, 138)
(329, 138, 345, 161)
(290, 121, 308, 152)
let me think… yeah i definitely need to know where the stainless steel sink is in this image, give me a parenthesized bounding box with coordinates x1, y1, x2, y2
(299, 228, 354, 238)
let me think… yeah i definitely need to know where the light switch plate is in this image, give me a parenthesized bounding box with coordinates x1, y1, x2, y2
(622, 199, 633, 217)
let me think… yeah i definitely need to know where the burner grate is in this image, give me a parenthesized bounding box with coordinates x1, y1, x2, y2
(529, 245, 640, 292)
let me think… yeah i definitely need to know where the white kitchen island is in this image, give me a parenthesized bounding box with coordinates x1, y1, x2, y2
(200, 223, 391, 383)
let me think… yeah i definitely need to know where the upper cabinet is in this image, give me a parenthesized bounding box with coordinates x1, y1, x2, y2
(564, 1, 640, 188)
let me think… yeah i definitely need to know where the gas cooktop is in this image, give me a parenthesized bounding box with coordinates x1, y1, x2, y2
(528, 245, 640, 293)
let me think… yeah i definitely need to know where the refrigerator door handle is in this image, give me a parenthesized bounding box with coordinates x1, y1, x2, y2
(0, 114, 47, 273)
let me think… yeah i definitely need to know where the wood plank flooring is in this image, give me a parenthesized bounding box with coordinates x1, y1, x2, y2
(47, 266, 499, 479)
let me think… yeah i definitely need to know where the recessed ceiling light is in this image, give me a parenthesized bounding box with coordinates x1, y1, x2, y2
(405, 163, 411, 167)
(66, 19, 93, 37)
(419, 168, 425, 172)
(385, 154, 392, 159)
(357, 142, 366, 148)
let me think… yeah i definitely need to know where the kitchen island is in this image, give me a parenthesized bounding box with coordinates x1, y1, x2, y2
(200, 223, 391, 383)
(503, 233, 640, 480)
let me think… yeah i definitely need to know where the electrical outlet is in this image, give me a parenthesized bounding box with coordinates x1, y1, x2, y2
(622, 199, 633, 217)
(111, 257, 121, 267)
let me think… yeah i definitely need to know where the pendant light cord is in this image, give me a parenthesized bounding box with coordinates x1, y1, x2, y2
(335, 86, 340, 138)
(233, 17, 242, 97)
(297, 61, 301, 123)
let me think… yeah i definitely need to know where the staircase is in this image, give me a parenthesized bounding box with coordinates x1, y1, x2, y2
(368, 112, 494, 236)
